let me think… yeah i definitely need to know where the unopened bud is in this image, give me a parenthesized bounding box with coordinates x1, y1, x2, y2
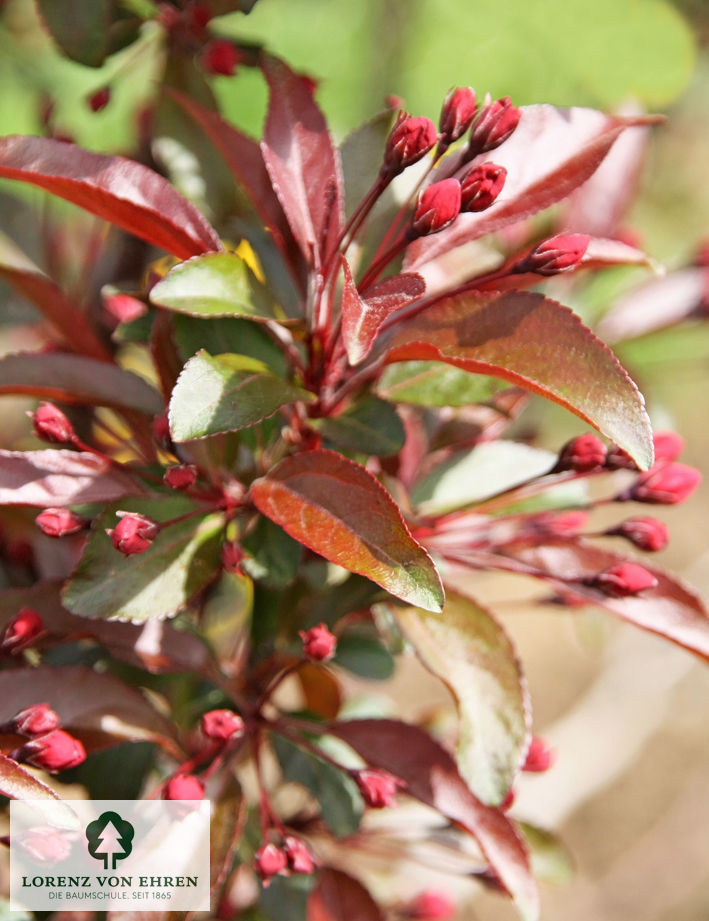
(607, 517, 669, 552)
(253, 843, 288, 884)
(382, 113, 438, 178)
(283, 836, 315, 875)
(7, 703, 60, 737)
(517, 233, 590, 276)
(221, 541, 244, 574)
(299, 623, 337, 662)
(153, 412, 171, 448)
(354, 768, 405, 808)
(409, 890, 457, 920)
(460, 161, 506, 212)
(35, 508, 87, 538)
(587, 561, 658, 597)
(438, 86, 477, 148)
(556, 433, 607, 472)
(467, 97, 521, 158)
(522, 736, 555, 772)
(622, 463, 701, 505)
(201, 39, 240, 76)
(164, 464, 197, 491)
(103, 292, 148, 325)
(163, 774, 204, 800)
(411, 178, 461, 237)
(31, 402, 75, 444)
(201, 709, 245, 743)
(652, 430, 684, 463)
(1, 607, 43, 652)
(87, 87, 111, 112)
(14, 729, 86, 772)
(108, 512, 160, 555)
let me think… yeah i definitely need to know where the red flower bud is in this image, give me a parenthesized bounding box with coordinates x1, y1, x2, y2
(467, 97, 521, 157)
(253, 843, 288, 883)
(519, 233, 590, 276)
(19, 825, 72, 864)
(382, 113, 438, 178)
(87, 87, 111, 112)
(526, 510, 589, 538)
(187, 1, 212, 33)
(652, 430, 684, 462)
(163, 774, 205, 800)
(221, 541, 244, 574)
(153, 412, 171, 447)
(164, 464, 198, 491)
(556, 433, 607, 472)
(15, 729, 86, 772)
(438, 86, 477, 146)
(608, 517, 669, 552)
(354, 768, 405, 808)
(624, 463, 701, 505)
(299, 623, 337, 662)
(411, 178, 462, 237)
(522, 736, 555, 773)
(460, 161, 506, 212)
(1, 607, 43, 652)
(35, 507, 87, 538)
(8, 703, 61, 737)
(103, 292, 148, 325)
(201, 39, 240, 76)
(108, 512, 160, 555)
(201, 709, 245, 743)
(31, 402, 75, 444)
(605, 445, 638, 470)
(588, 562, 658, 597)
(283, 836, 315, 875)
(409, 890, 457, 920)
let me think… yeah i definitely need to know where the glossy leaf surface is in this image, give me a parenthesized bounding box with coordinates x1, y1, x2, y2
(377, 361, 505, 407)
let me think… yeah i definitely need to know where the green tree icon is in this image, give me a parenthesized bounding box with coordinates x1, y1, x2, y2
(85, 811, 134, 870)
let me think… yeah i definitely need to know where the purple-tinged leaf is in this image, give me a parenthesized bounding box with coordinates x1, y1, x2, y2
(330, 719, 538, 921)
(405, 107, 656, 277)
(261, 55, 344, 268)
(250, 450, 443, 612)
(383, 290, 653, 470)
(0, 450, 146, 507)
(0, 352, 162, 415)
(0, 136, 222, 260)
(340, 258, 425, 365)
(0, 753, 61, 801)
(307, 868, 384, 921)
(392, 593, 530, 805)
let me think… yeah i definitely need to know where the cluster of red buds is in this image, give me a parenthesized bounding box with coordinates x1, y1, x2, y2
(253, 835, 315, 886)
(4, 703, 86, 773)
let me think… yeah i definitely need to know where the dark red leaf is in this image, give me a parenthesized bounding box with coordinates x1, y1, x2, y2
(340, 258, 425, 365)
(0, 450, 146, 507)
(260, 55, 344, 268)
(0, 136, 222, 260)
(383, 290, 653, 469)
(330, 719, 538, 921)
(307, 868, 384, 921)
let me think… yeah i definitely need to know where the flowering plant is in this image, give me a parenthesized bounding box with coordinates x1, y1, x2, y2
(0, 3, 706, 919)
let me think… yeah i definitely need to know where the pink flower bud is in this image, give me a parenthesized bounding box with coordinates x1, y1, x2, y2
(354, 768, 405, 808)
(438, 86, 477, 146)
(467, 97, 521, 157)
(19, 825, 72, 864)
(519, 233, 590, 276)
(31, 402, 75, 444)
(15, 729, 86, 772)
(557, 433, 607, 472)
(253, 843, 288, 884)
(163, 774, 205, 800)
(411, 178, 462, 237)
(35, 508, 87, 538)
(382, 114, 438, 178)
(1, 607, 43, 652)
(299, 623, 337, 662)
(164, 464, 198, 491)
(460, 161, 506, 212)
(652, 430, 684, 462)
(87, 87, 111, 112)
(201, 709, 245, 743)
(625, 463, 701, 505)
(588, 562, 658, 597)
(221, 541, 244, 574)
(409, 890, 457, 920)
(108, 512, 160, 555)
(283, 836, 315, 875)
(608, 517, 669, 552)
(201, 39, 240, 76)
(8, 703, 61, 737)
(103, 292, 148, 325)
(522, 736, 555, 772)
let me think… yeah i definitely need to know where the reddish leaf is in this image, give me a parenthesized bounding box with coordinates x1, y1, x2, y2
(307, 868, 384, 921)
(383, 290, 653, 470)
(250, 450, 443, 612)
(261, 55, 344, 268)
(505, 539, 709, 662)
(330, 719, 538, 921)
(0, 136, 222, 260)
(340, 258, 426, 365)
(405, 107, 655, 277)
(0, 449, 146, 507)
(0, 753, 62, 801)
(298, 664, 343, 719)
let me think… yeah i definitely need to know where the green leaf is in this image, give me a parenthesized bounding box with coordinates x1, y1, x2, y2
(377, 361, 505, 407)
(150, 252, 276, 319)
(201, 571, 253, 670)
(273, 734, 363, 837)
(260, 875, 314, 921)
(242, 515, 302, 587)
(36, 0, 112, 67)
(393, 594, 530, 806)
(519, 823, 574, 886)
(172, 314, 288, 376)
(334, 629, 395, 680)
(168, 351, 315, 441)
(312, 395, 405, 457)
(62, 497, 224, 622)
(251, 450, 444, 612)
(385, 291, 653, 469)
